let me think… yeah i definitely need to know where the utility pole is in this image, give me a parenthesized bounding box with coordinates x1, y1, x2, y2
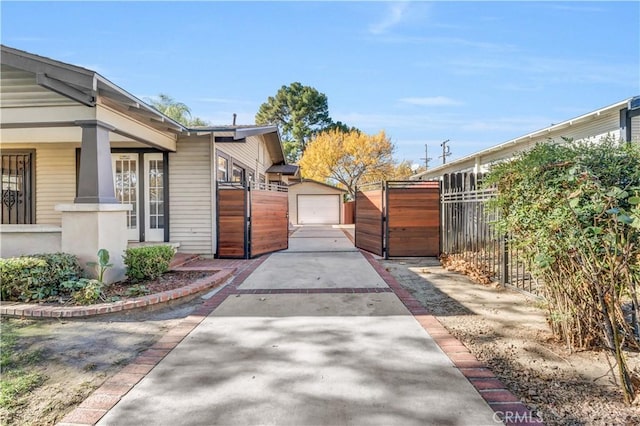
(420, 144, 432, 170)
(439, 139, 451, 165)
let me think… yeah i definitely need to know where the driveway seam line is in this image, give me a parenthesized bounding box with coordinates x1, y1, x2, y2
(57, 254, 270, 426)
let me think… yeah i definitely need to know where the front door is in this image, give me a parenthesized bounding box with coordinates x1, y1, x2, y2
(112, 153, 166, 242)
(113, 153, 139, 241)
(144, 153, 165, 242)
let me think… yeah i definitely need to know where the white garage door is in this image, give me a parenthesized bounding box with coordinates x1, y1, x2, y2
(297, 195, 340, 224)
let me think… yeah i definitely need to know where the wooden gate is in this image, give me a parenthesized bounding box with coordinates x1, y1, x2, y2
(354, 184, 385, 256)
(386, 181, 440, 257)
(217, 182, 288, 258)
(250, 188, 288, 257)
(355, 181, 440, 258)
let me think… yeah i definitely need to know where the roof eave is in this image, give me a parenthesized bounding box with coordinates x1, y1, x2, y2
(411, 96, 634, 179)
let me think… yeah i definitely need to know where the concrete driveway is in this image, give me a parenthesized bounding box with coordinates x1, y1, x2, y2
(96, 225, 502, 426)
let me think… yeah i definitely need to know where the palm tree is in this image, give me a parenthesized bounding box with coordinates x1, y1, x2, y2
(147, 93, 209, 127)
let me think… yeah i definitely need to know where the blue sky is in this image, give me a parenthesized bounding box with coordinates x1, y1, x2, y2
(2, 1, 638, 166)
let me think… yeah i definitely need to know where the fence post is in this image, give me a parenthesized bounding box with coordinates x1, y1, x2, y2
(500, 235, 509, 286)
(244, 183, 250, 259)
(383, 181, 389, 259)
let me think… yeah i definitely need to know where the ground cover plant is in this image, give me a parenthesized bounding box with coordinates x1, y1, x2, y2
(0, 253, 82, 302)
(484, 136, 640, 403)
(1, 245, 177, 305)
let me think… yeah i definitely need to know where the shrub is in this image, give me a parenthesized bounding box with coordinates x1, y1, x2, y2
(485, 136, 640, 404)
(0, 253, 82, 302)
(61, 278, 105, 304)
(123, 245, 175, 282)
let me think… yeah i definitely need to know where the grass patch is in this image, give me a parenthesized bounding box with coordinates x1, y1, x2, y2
(0, 320, 47, 411)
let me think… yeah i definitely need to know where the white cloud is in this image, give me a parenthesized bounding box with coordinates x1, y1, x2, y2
(381, 35, 516, 52)
(446, 55, 635, 87)
(368, 2, 411, 35)
(336, 111, 553, 137)
(399, 96, 463, 107)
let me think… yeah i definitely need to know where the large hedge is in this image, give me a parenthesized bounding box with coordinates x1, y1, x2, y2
(485, 136, 640, 404)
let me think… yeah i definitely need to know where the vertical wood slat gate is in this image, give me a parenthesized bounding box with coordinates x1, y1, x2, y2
(354, 184, 385, 256)
(355, 181, 440, 258)
(386, 181, 440, 257)
(217, 182, 288, 259)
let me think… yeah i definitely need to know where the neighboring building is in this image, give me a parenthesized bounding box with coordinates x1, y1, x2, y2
(287, 180, 346, 225)
(0, 45, 291, 280)
(412, 96, 640, 180)
(212, 127, 298, 186)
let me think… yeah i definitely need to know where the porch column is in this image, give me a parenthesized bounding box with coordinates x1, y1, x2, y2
(56, 203, 131, 284)
(74, 120, 118, 203)
(57, 120, 128, 284)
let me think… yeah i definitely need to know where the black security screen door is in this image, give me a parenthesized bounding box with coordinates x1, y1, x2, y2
(1, 151, 34, 224)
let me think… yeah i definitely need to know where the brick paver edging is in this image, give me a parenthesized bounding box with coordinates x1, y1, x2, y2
(360, 251, 545, 426)
(1, 268, 235, 319)
(57, 255, 269, 426)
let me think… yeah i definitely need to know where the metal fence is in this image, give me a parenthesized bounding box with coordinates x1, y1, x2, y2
(441, 172, 542, 296)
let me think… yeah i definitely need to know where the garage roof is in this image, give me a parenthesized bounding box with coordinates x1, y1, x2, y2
(289, 179, 347, 192)
(266, 164, 300, 175)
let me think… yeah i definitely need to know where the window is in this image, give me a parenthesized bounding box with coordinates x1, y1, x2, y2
(1, 151, 34, 224)
(232, 164, 245, 182)
(217, 155, 228, 181)
(148, 158, 164, 230)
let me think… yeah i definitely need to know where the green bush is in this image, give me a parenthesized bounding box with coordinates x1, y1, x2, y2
(123, 245, 175, 282)
(61, 278, 105, 304)
(0, 253, 82, 302)
(485, 136, 640, 403)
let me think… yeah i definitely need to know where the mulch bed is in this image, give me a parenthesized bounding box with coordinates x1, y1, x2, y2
(104, 270, 217, 299)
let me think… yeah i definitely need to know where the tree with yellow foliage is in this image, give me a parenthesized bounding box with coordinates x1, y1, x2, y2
(299, 129, 396, 198)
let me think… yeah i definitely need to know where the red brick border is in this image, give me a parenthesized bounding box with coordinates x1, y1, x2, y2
(58, 248, 544, 426)
(235, 287, 392, 294)
(339, 227, 355, 244)
(1, 268, 235, 319)
(57, 254, 269, 426)
(360, 250, 544, 425)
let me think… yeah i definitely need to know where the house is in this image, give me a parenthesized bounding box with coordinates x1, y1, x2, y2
(412, 96, 640, 181)
(213, 127, 298, 186)
(0, 45, 292, 281)
(287, 180, 347, 226)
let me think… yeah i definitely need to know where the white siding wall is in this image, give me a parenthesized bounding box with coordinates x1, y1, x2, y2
(37, 145, 77, 225)
(478, 111, 621, 170)
(169, 137, 213, 254)
(216, 135, 273, 178)
(3, 143, 77, 225)
(631, 115, 640, 142)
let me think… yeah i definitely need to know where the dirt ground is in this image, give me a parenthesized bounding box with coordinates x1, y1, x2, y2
(0, 295, 208, 426)
(2, 258, 640, 425)
(381, 258, 640, 426)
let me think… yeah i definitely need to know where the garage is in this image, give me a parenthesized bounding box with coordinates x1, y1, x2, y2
(288, 180, 347, 226)
(298, 194, 340, 224)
